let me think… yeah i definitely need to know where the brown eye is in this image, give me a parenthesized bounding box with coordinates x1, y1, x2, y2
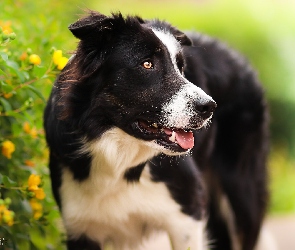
(179, 66, 184, 74)
(142, 61, 153, 69)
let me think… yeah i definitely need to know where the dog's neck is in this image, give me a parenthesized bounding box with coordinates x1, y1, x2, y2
(84, 128, 159, 185)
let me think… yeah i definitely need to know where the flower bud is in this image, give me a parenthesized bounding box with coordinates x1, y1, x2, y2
(29, 54, 41, 65)
(57, 57, 69, 70)
(50, 47, 56, 54)
(1, 140, 15, 159)
(2, 33, 9, 41)
(4, 197, 12, 205)
(53, 50, 62, 65)
(27, 48, 32, 55)
(27, 191, 36, 198)
(9, 32, 16, 40)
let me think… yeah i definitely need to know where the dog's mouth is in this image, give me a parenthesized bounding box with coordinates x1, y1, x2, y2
(132, 119, 196, 153)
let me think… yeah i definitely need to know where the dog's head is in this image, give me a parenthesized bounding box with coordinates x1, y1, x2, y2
(56, 11, 216, 155)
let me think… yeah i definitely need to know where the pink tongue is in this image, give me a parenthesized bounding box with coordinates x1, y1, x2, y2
(164, 129, 194, 150)
(175, 130, 194, 149)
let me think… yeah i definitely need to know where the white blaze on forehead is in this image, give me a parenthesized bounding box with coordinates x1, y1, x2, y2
(152, 28, 181, 71)
(152, 28, 214, 129)
(162, 82, 214, 128)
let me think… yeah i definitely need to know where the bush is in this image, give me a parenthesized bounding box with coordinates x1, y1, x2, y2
(0, 13, 70, 250)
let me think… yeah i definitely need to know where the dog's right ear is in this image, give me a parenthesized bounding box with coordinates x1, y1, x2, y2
(68, 11, 113, 40)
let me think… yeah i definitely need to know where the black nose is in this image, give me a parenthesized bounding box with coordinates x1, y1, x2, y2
(196, 100, 217, 118)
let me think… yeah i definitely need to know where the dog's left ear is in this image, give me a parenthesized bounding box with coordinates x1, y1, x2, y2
(170, 27, 192, 46)
(68, 11, 113, 40)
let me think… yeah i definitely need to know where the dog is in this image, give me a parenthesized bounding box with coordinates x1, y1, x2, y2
(44, 11, 269, 250)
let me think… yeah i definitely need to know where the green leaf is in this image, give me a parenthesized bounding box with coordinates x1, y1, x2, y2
(1, 81, 14, 93)
(32, 65, 46, 78)
(6, 60, 25, 82)
(0, 69, 6, 76)
(2, 175, 17, 188)
(0, 51, 8, 62)
(23, 71, 30, 80)
(16, 233, 30, 241)
(30, 241, 40, 250)
(0, 173, 3, 185)
(19, 215, 32, 225)
(24, 85, 46, 102)
(4, 110, 24, 119)
(0, 97, 12, 111)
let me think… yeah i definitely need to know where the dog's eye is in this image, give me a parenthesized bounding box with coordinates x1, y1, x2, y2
(176, 53, 184, 75)
(142, 61, 153, 69)
(177, 62, 184, 75)
(179, 66, 184, 75)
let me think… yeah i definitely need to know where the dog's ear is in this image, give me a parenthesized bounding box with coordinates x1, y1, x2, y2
(68, 11, 113, 40)
(170, 27, 192, 46)
(146, 19, 192, 46)
(174, 32, 192, 46)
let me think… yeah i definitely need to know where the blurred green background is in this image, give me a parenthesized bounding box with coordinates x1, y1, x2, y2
(1, 0, 295, 248)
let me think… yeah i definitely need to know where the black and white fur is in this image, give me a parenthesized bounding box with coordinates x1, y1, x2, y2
(44, 11, 269, 250)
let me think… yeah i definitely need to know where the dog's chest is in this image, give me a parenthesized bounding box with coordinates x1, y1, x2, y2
(59, 164, 181, 247)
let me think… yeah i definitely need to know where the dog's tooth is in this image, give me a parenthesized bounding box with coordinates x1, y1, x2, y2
(169, 131, 176, 142)
(152, 123, 158, 128)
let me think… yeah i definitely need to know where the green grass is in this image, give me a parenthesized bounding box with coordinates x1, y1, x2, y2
(269, 147, 295, 214)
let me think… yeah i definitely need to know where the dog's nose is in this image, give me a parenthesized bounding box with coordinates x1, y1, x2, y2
(196, 100, 217, 118)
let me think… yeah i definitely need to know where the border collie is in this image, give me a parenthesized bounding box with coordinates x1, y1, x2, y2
(44, 11, 269, 250)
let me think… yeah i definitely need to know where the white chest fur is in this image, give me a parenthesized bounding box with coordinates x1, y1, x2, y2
(59, 128, 206, 250)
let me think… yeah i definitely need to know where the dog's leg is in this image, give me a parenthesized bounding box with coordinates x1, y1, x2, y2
(67, 236, 102, 250)
(150, 155, 207, 250)
(255, 225, 278, 250)
(219, 195, 242, 250)
(167, 217, 207, 250)
(200, 92, 268, 250)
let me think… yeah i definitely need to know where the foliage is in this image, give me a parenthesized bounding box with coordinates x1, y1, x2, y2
(0, 22, 69, 249)
(0, 0, 78, 248)
(269, 146, 295, 214)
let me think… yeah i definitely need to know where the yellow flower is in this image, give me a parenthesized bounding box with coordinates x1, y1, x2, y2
(0, 205, 14, 226)
(0, 21, 13, 34)
(53, 50, 68, 70)
(28, 174, 46, 200)
(0, 205, 6, 212)
(29, 199, 43, 219)
(5, 79, 12, 85)
(30, 127, 38, 138)
(29, 54, 41, 65)
(3, 93, 13, 99)
(57, 57, 69, 70)
(52, 50, 62, 65)
(23, 122, 38, 138)
(1, 140, 15, 159)
(34, 188, 46, 200)
(20, 52, 27, 61)
(28, 174, 41, 190)
(2, 209, 14, 226)
(23, 121, 31, 134)
(24, 160, 35, 167)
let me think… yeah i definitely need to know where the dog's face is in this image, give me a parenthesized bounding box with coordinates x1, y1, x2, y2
(56, 12, 216, 155)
